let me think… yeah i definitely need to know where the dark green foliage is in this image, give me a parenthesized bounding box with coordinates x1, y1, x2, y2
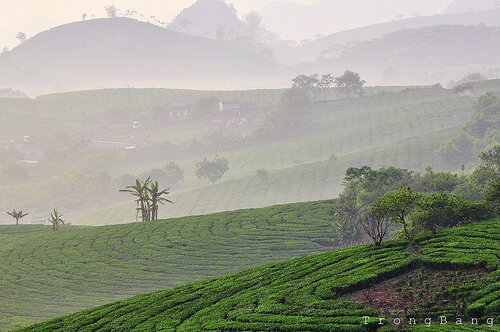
(479, 144, 500, 174)
(486, 179, 500, 205)
(415, 167, 462, 193)
(195, 156, 229, 185)
(411, 192, 494, 233)
(335, 71, 366, 98)
(165, 162, 184, 186)
(291, 74, 320, 98)
(452, 82, 473, 95)
(21, 220, 500, 332)
(373, 187, 420, 240)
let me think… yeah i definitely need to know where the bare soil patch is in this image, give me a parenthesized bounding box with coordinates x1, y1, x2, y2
(344, 267, 487, 318)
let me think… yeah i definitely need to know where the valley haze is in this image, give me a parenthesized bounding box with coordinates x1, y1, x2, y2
(0, 1, 498, 332)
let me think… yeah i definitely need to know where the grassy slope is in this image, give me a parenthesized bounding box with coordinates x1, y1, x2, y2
(4, 82, 500, 225)
(22, 219, 500, 332)
(0, 201, 337, 329)
(72, 88, 472, 225)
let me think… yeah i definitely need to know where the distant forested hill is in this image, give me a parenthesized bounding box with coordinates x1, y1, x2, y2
(0, 17, 280, 93)
(320, 25, 500, 84)
(445, 0, 500, 14)
(296, 9, 500, 64)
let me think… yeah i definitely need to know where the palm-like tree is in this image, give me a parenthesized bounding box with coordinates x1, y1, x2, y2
(146, 181, 173, 220)
(48, 209, 65, 231)
(6, 210, 29, 225)
(120, 177, 152, 221)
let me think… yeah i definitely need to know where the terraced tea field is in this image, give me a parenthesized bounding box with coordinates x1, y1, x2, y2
(31, 86, 411, 122)
(22, 219, 500, 331)
(0, 201, 337, 330)
(2, 82, 495, 226)
(73, 126, 460, 225)
(70, 87, 473, 225)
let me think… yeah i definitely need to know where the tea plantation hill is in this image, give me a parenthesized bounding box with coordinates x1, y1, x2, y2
(2, 80, 500, 225)
(21, 219, 500, 331)
(0, 201, 337, 329)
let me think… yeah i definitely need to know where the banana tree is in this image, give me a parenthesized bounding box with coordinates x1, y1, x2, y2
(6, 210, 29, 225)
(48, 209, 66, 231)
(146, 181, 173, 221)
(120, 177, 152, 221)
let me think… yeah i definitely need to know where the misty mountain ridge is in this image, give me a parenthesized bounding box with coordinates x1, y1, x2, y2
(326, 24, 500, 84)
(445, 0, 500, 14)
(298, 9, 500, 64)
(260, 0, 452, 42)
(2, 6, 500, 93)
(0, 17, 281, 93)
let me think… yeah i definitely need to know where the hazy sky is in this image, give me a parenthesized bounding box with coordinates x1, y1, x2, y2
(0, 0, 449, 49)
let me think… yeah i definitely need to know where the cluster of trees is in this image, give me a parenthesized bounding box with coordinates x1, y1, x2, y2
(6, 156, 229, 226)
(120, 177, 172, 222)
(440, 92, 500, 168)
(258, 70, 364, 139)
(333, 145, 499, 246)
(448, 73, 487, 90)
(452, 82, 473, 95)
(120, 157, 230, 221)
(291, 70, 365, 99)
(138, 162, 184, 189)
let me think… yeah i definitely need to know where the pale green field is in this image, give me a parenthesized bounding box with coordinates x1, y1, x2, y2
(3, 82, 499, 225)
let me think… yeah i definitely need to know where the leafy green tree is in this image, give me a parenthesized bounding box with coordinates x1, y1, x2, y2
(479, 144, 500, 174)
(195, 156, 229, 185)
(416, 167, 461, 192)
(474, 92, 497, 111)
(165, 162, 184, 186)
(48, 209, 66, 232)
(372, 187, 421, 240)
(411, 192, 460, 233)
(335, 70, 365, 98)
(6, 210, 28, 225)
(291, 74, 320, 98)
(485, 179, 500, 213)
(438, 133, 475, 168)
(410, 192, 492, 234)
(466, 93, 500, 137)
(343, 166, 415, 206)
